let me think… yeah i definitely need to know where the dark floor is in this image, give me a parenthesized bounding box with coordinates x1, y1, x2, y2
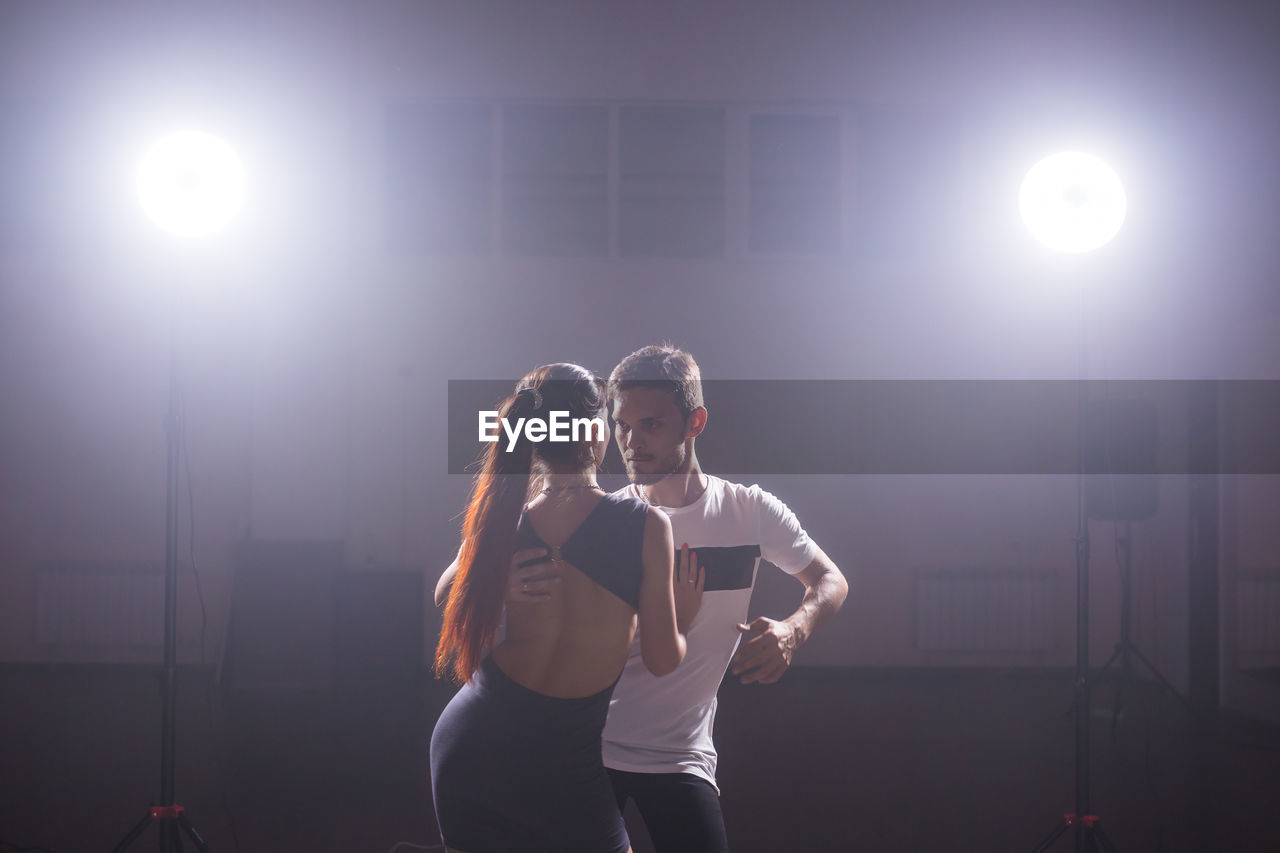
(2, 665, 1278, 853)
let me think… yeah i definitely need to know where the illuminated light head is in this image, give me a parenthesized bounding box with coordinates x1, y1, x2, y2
(1019, 151, 1126, 254)
(136, 130, 244, 238)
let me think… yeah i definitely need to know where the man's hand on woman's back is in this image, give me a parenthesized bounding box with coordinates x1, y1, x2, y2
(434, 545, 560, 608)
(505, 547, 561, 603)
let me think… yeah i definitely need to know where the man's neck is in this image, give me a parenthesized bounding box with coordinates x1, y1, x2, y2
(643, 463, 708, 509)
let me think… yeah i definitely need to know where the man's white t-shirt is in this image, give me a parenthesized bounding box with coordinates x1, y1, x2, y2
(603, 475, 818, 791)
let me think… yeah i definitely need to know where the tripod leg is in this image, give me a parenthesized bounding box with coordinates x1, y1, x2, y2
(1110, 652, 1130, 738)
(1031, 818, 1070, 853)
(162, 818, 185, 852)
(110, 811, 153, 853)
(179, 812, 214, 853)
(1127, 643, 1196, 714)
(1091, 822, 1121, 853)
(1097, 644, 1123, 674)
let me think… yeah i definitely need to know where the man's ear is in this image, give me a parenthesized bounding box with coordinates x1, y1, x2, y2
(685, 407, 708, 438)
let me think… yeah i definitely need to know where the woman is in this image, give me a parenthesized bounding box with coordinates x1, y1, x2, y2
(431, 363, 701, 853)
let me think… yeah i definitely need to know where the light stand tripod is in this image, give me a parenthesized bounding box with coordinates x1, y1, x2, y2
(112, 127, 244, 852)
(1019, 149, 1130, 853)
(1093, 520, 1195, 734)
(1030, 377, 1121, 853)
(112, 340, 213, 853)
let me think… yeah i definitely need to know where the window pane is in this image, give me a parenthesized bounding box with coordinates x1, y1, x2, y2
(749, 114, 842, 253)
(852, 106, 967, 263)
(502, 104, 608, 257)
(620, 105, 725, 258)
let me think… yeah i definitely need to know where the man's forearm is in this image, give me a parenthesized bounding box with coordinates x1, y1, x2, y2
(783, 570, 848, 646)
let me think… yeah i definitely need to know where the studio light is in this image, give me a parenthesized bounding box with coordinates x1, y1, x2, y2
(112, 127, 242, 853)
(136, 130, 245, 238)
(1024, 147, 1129, 853)
(1019, 151, 1126, 254)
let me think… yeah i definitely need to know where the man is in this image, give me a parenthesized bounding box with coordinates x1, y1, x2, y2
(437, 345, 848, 852)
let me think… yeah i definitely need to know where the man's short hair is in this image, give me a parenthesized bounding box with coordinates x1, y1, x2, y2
(608, 344, 704, 420)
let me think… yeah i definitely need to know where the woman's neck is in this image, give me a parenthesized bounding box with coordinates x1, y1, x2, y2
(540, 470, 600, 492)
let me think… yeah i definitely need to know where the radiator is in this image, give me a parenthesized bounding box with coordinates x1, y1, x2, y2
(1236, 575, 1280, 653)
(916, 571, 1056, 652)
(36, 563, 164, 647)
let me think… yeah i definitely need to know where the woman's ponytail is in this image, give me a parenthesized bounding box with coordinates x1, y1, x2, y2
(434, 386, 539, 683)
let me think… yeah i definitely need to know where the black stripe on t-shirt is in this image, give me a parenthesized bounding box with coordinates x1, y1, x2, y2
(679, 544, 760, 592)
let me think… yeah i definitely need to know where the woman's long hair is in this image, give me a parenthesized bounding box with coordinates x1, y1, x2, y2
(435, 363, 607, 683)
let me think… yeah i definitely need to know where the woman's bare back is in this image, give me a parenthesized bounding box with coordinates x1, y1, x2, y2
(491, 491, 639, 698)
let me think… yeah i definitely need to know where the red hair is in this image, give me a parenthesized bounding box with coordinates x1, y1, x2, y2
(434, 391, 535, 683)
(434, 364, 605, 683)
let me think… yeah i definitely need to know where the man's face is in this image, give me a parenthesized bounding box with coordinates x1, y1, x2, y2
(611, 387, 692, 486)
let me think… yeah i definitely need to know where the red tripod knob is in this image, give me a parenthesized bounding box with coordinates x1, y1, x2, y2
(149, 805, 185, 820)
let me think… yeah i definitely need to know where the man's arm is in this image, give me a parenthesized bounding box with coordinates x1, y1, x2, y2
(729, 545, 848, 685)
(434, 545, 557, 609)
(434, 548, 462, 608)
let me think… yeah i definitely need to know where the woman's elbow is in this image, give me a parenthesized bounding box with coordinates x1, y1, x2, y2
(644, 657, 677, 677)
(642, 640, 686, 677)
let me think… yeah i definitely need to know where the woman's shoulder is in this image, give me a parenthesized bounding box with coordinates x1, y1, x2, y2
(597, 492, 662, 546)
(597, 489, 647, 516)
